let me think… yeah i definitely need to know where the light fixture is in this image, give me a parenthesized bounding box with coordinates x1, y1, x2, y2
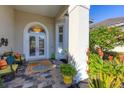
(32, 26, 42, 33)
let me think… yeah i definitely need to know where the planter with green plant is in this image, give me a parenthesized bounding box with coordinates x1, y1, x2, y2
(51, 53, 55, 60)
(60, 64, 77, 85)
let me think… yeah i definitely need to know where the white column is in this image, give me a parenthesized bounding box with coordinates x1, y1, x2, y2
(64, 16, 69, 50)
(68, 5, 89, 83)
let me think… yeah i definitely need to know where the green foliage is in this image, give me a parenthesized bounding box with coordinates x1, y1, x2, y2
(90, 26, 124, 52)
(88, 52, 124, 88)
(88, 52, 103, 76)
(60, 64, 77, 77)
(89, 52, 124, 77)
(89, 26, 124, 88)
(89, 72, 122, 88)
(51, 53, 55, 59)
(0, 76, 3, 88)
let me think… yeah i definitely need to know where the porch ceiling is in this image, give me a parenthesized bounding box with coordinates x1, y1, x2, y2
(13, 5, 64, 17)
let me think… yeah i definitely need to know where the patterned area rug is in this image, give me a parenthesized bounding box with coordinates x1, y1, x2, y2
(25, 60, 53, 75)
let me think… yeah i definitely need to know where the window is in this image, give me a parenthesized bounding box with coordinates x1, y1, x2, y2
(28, 25, 45, 34)
(59, 25, 63, 49)
(29, 36, 36, 56)
(59, 26, 63, 33)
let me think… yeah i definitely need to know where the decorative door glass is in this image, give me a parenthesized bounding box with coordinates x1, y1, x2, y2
(39, 36, 44, 55)
(29, 36, 36, 56)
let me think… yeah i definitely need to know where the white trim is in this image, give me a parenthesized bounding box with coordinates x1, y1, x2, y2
(56, 22, 65, 59)
(64, 16, 69, 51)
(23, 22, 49, 61)
(68, 5, 89, 14)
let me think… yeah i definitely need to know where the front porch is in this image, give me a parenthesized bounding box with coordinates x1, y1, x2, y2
(3, 60, 88, 88)
(0, 5, 89, 88)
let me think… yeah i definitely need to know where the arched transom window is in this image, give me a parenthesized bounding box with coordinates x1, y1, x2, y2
(28, 25, 46, 34)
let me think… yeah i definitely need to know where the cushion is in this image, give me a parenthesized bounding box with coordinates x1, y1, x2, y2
(0, 59, 8, 70)
(15, 58, 21, 62)
(21, 56, 25, 61)
(6, 55, 15, 64)
(0, 64, 18, 76)
(15, 55, 25, 62)
(15, 55, 20, 59)
(14, 52, 20, 58)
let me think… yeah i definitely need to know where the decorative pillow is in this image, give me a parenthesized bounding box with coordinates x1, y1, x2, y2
(14, 53, 20, 59)
(0, 59, 8, 70)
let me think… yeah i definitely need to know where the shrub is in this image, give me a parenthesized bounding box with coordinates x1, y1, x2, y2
(90, 26, 124, 52)
(89, 72, 122, 88)
(89, 26, 124, 88)
(88, 52, 124, 88)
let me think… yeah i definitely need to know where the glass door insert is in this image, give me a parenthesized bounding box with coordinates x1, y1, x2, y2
(39, 36, 45, 56)
(29, 35, 36, 56)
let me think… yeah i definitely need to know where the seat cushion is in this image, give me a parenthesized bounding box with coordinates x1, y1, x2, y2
(0, 64, 18, 75)
(15, 58, 21, 62)
(6, 55, 15, 65)
(0, 59, 8, 70)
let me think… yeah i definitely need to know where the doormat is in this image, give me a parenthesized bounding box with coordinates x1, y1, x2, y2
(25, 60, 53, 75)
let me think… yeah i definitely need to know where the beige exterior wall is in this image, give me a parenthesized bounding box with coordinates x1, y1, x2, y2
(69, 5, 89, 82)
(14, 10, 55, 57)
(0, 6, 15, 55)
(0, 6, 56, 57)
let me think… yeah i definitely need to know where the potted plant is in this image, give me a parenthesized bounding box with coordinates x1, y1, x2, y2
(60, 49, 68, 64)
(60, 64, 77, 85)
(51, 53, 55, 60)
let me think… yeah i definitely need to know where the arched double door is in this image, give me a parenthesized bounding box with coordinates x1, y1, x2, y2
(23, 22, 49, 61)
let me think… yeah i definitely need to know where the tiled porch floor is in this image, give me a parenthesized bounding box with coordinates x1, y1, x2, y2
(3, 60, 88, 88)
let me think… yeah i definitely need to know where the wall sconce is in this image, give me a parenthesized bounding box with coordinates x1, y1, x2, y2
(0, 38, 8, 47)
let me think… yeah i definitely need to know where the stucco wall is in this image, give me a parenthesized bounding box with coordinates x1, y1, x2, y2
(14, 10, 55, 57)
(69, 6, 89, 82)
(0, 6, 15, 55)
